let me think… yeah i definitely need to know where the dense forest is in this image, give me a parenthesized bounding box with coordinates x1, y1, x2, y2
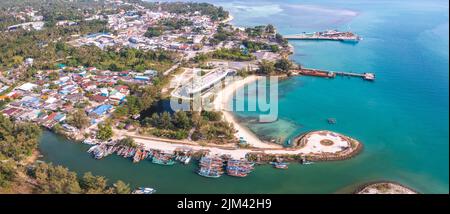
(0, 115, 41, 162)
(139, 110, 235, 143)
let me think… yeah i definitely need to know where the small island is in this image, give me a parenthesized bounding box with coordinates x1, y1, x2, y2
(293, 130, 363, 161)
(246, 130, 362, 163)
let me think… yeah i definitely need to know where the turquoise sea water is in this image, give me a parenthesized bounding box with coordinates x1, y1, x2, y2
(39, 0, 449, 193)
(227, 0, 449, 193)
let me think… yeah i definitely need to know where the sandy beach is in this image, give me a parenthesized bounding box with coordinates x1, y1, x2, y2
(212, 75, 282, 149)
(221, 14, 234, 24)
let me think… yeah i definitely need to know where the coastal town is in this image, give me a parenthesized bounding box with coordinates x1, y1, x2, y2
(0, 0, 364, 171)
(1, 1, 283, 137)
(0, 0, 415, 196)
(0, 0, 364, 166)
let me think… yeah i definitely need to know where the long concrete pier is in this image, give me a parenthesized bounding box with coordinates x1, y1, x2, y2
(292, 68, 375, 81)
(284, 30, 361, 42)
(284, 35, 360, 42)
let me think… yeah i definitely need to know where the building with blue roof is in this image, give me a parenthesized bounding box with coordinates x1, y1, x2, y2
(54, 113, 66, 122)
(59, 90, 70, 95)
(21, 96, 41, 109)
(90, 104, 113, 117)
(134, 76, 150, 81)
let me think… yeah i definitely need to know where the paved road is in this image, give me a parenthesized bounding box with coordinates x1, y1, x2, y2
(163, 62, 181, 76)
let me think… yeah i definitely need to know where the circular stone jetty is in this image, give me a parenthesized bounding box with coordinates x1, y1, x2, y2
(293, 130, 363, 161)
(356, 182, 418, 194)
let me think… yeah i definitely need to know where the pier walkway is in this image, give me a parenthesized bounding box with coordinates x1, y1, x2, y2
(284, 34, 360, 42)
(292, 68, 375, 81)
(284, 30, 361, 42)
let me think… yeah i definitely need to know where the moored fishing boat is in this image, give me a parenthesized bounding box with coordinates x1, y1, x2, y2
(227, 169, 248, 177)
(302, 161, 314, 165)
(198, 168, 222, 178)
(117, 147, 124, 156)
(198, 156, 224, 178)
(141, 150, 147, 160)
(83, 138, 97, 145)
(151, 152, 176, 165)
(132, 187, 156, 194)
(93, 146, 105, 159)
(226, 159, 254, 177)
(183, 156, 191, 164)
(152, 157, 175, 165)
(146, 150, 153, 159)
(133, 148, 142, 163)
(301, 157, 314, 165)
(106, 145, 115, 155)
(122, 147, 130, 157)
(270, 162, 289, 169)
(94, 151, 104, 159)
(87, 145, 99, 153)
(124, 147, 134, 158)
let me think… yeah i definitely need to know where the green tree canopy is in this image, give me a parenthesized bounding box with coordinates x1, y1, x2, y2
(0, 160, 17, 188)
(144, 26, 163, 38)
(67, 108, 90, 129)
(160, 112, 172, 130)
(34, 163, 82, 194)
(80, 172, 109, 194)
(0, 115, 41, 161)
(117, 137, 137, 148)
(173, 111, 191, 130)
(274, 58, 293, 72)
(112, 180, 131, 194)
(257, 60, 275, 75)
(96, 123, 113, 141)
(265, 24, 275, 34)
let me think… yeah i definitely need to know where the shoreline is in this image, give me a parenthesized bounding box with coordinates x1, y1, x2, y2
(111, 83, 364, 161)
(221, 14, 234, 24)
(111, 75, 363, 161)
(45, 5, 362, 163)
(213, 75, 283, 149)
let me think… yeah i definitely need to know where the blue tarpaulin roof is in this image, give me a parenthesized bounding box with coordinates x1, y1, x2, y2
(91, 104, 112, 116)
(54, 113, 66, 121)
(134, 76, 150, 81)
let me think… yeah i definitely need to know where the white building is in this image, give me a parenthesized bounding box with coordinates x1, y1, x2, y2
(17, 82, 38, 91)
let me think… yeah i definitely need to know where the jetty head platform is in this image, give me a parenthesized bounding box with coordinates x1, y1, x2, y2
(284, 30, 361, 42)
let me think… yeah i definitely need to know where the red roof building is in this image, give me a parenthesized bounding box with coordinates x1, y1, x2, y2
(90, 94, 108, 103)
